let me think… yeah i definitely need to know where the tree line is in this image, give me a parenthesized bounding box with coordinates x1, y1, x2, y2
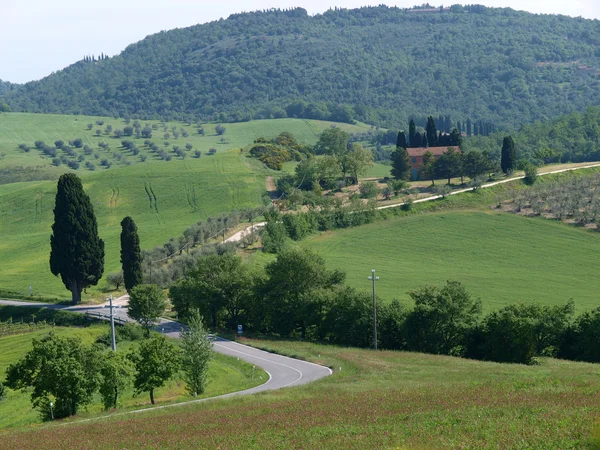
(3, 309, 212, 420)
(170, 249, 600, 366)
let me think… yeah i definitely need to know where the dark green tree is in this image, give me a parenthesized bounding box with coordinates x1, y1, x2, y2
(404, 281, 481, 355)
(50, 174, 105, 305)
(408, 119, 417, 148)
(396, 131, 407, 150)
(466, 118, 472, 137)
(426, 116, 438, 147)
(390, 146, 411, 180)
(263, 248, 345, 339)
(462, 151, 490, 180)
(434, 148, 462, 185)
(501, 135, 516, 174)
(120, 216, 143, 293)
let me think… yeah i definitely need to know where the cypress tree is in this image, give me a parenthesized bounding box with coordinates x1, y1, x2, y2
(501, 136, 516, 174)
(426, 116, 438, 147)
(391, 146, 411, 181)
(466, 118, 472, 137)
(408, 119, 417, 148)
(396, 131, 407, 149)
(422, 132, 429, 148)
(120, 216, 143, 293)
(50, 174, 104, 304)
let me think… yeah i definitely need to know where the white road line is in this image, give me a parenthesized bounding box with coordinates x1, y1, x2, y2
(213, 342, 304, 387)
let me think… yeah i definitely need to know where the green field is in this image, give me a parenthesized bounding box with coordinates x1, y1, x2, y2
(302, 210, 600, 311)
(0, 113, 373, 299)
(6, 338, 600, 448)
(0, 320, 265, 429)
(0, 113, 372, 177)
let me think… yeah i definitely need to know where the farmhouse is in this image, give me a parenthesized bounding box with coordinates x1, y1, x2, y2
(407, 146, 460, 180)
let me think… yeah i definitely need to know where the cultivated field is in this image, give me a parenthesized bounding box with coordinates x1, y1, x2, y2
(302, 210, 600, 311)
(5, 338, 599, 448)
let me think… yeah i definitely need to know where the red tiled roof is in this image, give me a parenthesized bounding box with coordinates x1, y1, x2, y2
(407, 146, 459, 157)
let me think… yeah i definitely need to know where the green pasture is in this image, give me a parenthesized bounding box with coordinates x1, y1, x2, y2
(302, 210, 600, 311)
(9, 337, 600, 448)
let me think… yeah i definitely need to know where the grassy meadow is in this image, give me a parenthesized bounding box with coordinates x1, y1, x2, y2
(0, 112, 373, 299)
(5, 337, 600, 448)
(302, 210, 600, 311)
(0, 318, 266, 430)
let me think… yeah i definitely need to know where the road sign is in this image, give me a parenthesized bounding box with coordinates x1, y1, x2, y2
(237, 324, 243, 335)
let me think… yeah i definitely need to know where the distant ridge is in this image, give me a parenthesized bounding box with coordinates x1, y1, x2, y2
(5, 5, 600, 128)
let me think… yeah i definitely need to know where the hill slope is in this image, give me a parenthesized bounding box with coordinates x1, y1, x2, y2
(4, 6, 600, 128)
(302, 210, 600, 311)
(5, 338, 600, 448)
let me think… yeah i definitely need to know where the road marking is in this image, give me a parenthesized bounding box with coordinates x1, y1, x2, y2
(213, 342, 304, 387)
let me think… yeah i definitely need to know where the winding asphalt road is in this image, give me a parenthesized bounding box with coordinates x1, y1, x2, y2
(0, 298, 332, 398)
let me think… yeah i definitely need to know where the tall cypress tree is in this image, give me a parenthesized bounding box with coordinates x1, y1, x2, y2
(396, 131, 407, 149)
(426, 116, 438, 147)
(391, 146, 411, 181)
(466, 118, 472, 137)
(50, 174, 104, 304)
(120, 216, 143, 293)
(501, 136, 516, 174)
(408, 119, 417, 148)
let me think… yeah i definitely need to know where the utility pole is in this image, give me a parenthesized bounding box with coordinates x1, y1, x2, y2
(106, 294, 118, 351)
(368, 269, 379, 350)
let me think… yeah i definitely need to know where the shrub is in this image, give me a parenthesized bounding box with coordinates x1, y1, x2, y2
(359, 181, 379, 199)
(524, 163, 538, 185)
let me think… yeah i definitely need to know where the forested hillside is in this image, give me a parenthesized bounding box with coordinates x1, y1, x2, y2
(464, 106, 600, 164)
(4, 5, 600, 128)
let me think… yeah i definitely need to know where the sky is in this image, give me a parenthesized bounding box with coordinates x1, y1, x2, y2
(2, 1, 599, 84)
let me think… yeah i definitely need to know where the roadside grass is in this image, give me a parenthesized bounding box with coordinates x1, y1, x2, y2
(0, 323, 266, 430)
(301, 210, 600, 311)
(5, 338, 600, 448)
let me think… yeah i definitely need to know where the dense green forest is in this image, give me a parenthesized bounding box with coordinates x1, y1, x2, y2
(464, 106, 600, 164)
(3, 5, 600, 129)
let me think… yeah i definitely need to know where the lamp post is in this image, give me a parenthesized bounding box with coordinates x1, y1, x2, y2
(49, 401, 54, 420)
(368, 269, 379, 350)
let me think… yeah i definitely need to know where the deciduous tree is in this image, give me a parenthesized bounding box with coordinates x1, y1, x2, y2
(5, 335, 101, 419)
(129, 335, 181, 405)
(127, 284, 167, 337)
(180, 309, 213, 396)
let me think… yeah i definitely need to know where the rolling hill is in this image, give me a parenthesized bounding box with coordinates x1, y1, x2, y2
(0, 112, 373, 299)
(3, 6, 600, 129)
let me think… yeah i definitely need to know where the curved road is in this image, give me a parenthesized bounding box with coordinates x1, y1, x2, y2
(0, 298, 332, 399)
